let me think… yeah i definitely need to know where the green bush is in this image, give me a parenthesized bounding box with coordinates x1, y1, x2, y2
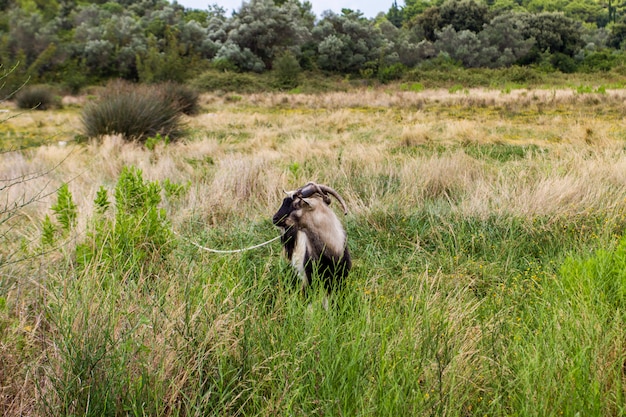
(191, 69, 268, 93)
(495, 65, 543, 84)
(579, 50, 619, 73)
(550, 52, 578, 73)
(75, 166, 172, 279)
(81, 80, 184, 142)
(273, 51, 301, 89)
(377, 63, 407, 83)
(15, 84, 60, 110)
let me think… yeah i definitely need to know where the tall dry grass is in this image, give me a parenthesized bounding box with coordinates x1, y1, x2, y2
(3, 87, 626, 257)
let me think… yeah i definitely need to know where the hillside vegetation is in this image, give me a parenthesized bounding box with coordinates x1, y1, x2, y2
(3, 0, 626, 94)
(1, 87, 626, 415)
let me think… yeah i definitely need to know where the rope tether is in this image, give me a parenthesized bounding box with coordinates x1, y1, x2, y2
(174, 230, 281, 254)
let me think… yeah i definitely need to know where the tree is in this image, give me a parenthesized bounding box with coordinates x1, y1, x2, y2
(386, 1, 404, 28)
(5, 8, 59, 64)
(521, 12, 584, 58)
(439, 0, 490, 33)
(478, 11, 534, 66)
(564, 0, 608, 27)
(220, 0, 313, 70)
(273, 50, 301, 88)
(608, 21, 626, 48)
(434, 26, 485, 67)
(404, 0, 441, 23)
(72, 5, 148, 79)
(313, 10, 390, 72)
(411, 5, 442, 41)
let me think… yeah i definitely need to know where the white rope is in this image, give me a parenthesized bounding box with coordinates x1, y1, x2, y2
(174, 230, 281, 254)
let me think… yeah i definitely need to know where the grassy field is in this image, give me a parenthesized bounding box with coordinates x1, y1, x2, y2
(1, 86, 626, 416)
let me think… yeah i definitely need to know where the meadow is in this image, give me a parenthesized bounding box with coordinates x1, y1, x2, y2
(1, 86, 626, 416)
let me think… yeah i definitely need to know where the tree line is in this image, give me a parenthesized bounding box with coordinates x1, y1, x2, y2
(2, 0, 626, 93)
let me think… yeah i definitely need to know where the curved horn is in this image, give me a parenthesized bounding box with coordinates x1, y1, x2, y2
(298, 182, 325, 198)
(284, 184, 321, 200)
(297, 182, 348, 215)
(316, 184, 349, 215)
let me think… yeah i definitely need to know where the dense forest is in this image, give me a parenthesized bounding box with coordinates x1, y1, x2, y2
(2, 0, 626, 93)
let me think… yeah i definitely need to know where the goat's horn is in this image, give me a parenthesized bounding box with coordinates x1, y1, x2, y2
(293, 182, 349, 215)
(298, 182, 322, 196)
(316, 184, 348, 215)
(297, 182, 347, 215)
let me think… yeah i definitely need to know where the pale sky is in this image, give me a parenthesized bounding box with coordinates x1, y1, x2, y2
(172, 0, 388, 18)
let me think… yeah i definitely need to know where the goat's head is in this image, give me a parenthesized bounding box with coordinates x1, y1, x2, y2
(272, 182, 348, 228)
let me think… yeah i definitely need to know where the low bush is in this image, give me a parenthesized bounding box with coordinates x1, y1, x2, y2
(272, 51, 301, 90)
(191, 69, 268, 93)
(579, 50, 621, 73)
(81, 80, 184, 142)
(377, 63, 407, 83)
(157, 81, 200, 115)
(15, 85, 60, 110)
(75, 166, 172, 279)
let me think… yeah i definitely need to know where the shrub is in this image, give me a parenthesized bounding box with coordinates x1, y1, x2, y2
(496, 65, 543, 84)
(399, 82, 424, 92)
(579, 50, 618, 73)
(15, 85, 60, 110)
(75, 166, 172, 279)
(550, 52, 578, 73)
(191, 69, 268, 93)
(81, 80, 184, 142)
(145, 133, 170, 150)
(157, 81, 200, 115)
(273, 51, 301, 90)
(378, 63, 407, 83)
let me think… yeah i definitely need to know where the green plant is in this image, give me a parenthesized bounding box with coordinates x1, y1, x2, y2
(560, 234, 626, 309)
(448, 84, 466, 94)
(145, 133, 170, 150)
(162, 178, 190, 201)
(136, 31, 197, 84)
(576, 84, 594, 94)
(81, 81, 184, 142)
(41, 183, 78, 246)
(94, 186, 110, 214)
(288, 161, 301, 177)
(41, 214, 55, 246)
(377, 63, 406, 83)
(76, 166, 172, 279)
(400, 82, 424, 92)
(191, 69, 269, 93)
(273, 51, 301, 90)
(51, 183, 77, 232)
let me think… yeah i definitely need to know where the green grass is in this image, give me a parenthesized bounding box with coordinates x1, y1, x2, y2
(31, 198, 626, 415)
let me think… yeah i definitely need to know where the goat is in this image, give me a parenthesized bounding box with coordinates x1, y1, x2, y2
(272, 182, 351, 294)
